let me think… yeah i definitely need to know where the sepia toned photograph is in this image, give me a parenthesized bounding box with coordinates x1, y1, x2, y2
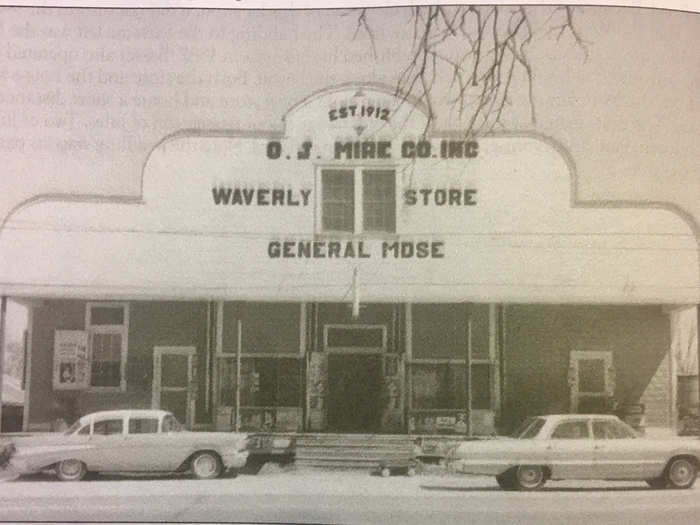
(0, 1, 698, 523)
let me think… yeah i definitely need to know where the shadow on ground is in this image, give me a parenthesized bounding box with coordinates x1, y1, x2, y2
(420, 484, 651, 493)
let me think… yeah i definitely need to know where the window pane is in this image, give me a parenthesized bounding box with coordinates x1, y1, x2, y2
(90, 306, 125, 325)
(91, 333, 122, 387)
(93, 333, 121, 361)
(471, 363, 491, 410)
(129, 418, 159, 434)
(91, 361, 121, 387)
(594, 420, 636, 439)
(551, 421, 589, 439)
(322, 170, 354, 232)
(327, 327, 384, 348)
(362, 170, 395, 233)
(470, 304, 490, 360)
(579, 359, 605, 392)
(93, 419, 123, 435)
(277, 358, 301, 407)
(411, 364, 465, 410)
(161, 354, 189, 388)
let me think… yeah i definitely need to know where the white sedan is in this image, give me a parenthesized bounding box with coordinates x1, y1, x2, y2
(8, 409, 249, 481)
(452, 414, 700, 491)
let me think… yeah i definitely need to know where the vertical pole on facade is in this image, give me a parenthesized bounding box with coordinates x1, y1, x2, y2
(235, 319, 242, 432)
(697, 305, 700, 414)
(466, 303, 472, 436)
(0, 296, 7, 432)
(352, 267, 360, 319)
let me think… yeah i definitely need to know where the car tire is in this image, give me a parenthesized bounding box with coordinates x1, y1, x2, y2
(191, 451, 223, 480)
(665, 457, 697, 489)
(496, 470, 516, 490)
(56, 459, 87, 482)
(514, 465, 545, 491)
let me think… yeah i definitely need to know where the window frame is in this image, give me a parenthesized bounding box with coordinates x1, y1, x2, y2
(85, 302, 129, 392)
(550, 419, 592, 440)
(315, 166, 398, 236)
(323, 324, 387, 354)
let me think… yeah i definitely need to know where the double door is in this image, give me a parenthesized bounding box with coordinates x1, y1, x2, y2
(326, 353, 383, 432)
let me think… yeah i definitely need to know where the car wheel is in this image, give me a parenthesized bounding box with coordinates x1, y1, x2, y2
(380, 467, 391, 478)
(665, 458, 697, 489)
(496, 470, 516, 490)
(191, 452, 223, 480)
(514, 465, 545, 491)
(646, 477, 667, 489)
(56, 459, 87, 482)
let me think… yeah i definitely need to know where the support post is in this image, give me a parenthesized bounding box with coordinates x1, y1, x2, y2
(0, 296, 6, 432)
(235, 319, 242, 432)
(465, 303, 472, 436)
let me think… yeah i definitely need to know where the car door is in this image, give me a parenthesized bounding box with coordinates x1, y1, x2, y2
(85, 416, 127, 471)
(592, 419, 665, 480)
(120, 415, 171, 471)
(546, 419, 597, 479)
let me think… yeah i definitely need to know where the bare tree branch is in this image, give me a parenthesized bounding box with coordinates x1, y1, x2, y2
(353, 6, 587, 137)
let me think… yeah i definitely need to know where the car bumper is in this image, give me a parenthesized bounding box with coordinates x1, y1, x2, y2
(222, 450, 249, 470)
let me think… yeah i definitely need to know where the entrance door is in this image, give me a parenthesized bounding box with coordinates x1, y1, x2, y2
(152, 346, 196, 428)
(327, 353, 382, 432)
(569, 351, 613, 413)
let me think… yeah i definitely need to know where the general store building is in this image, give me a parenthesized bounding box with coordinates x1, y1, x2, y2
(1, 84, 698, 439)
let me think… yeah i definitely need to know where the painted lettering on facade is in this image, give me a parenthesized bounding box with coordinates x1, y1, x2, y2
(265, 140, 479, 160)
(267, 240, 445, 259)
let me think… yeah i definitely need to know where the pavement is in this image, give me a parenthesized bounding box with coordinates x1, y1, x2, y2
(2, 466, 700, 524)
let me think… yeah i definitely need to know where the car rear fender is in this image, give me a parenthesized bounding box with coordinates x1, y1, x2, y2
(178, 448, 223, 472)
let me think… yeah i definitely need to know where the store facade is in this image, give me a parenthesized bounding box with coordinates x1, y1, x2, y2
(1, 83, 698, 436)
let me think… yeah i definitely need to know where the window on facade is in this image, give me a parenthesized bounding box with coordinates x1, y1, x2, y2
(320, 168, 396, 234)
(362, 170, 396, 232)
(87, 303, 127, 389)
(218, 358, 302, 408)
(551, 421, 590, 439)
(241, 358, 301, 407)
(411, 362, 491, 410)
(93, 419, 123, 435)
(128, 418, 159, 434)
(322, 169, 354, 232)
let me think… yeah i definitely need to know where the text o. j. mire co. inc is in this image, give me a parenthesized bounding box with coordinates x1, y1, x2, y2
(268, 240, 445, 259)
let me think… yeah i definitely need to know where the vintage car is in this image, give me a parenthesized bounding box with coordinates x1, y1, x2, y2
(451, 414, 700, 491)
(8, 409, 249, 481)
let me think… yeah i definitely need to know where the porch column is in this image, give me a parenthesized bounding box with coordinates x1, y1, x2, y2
(0, 296, 6, 432)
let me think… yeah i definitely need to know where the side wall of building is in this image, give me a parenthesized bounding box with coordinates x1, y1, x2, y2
(503, 305, 671, 433)
(27, 300, 208, 429)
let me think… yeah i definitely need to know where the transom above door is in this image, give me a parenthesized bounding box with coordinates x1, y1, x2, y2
(323, 324, 387, 353)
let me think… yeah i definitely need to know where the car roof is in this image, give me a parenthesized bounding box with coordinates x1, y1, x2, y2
(542, 414, 619, 422)
(80, 409, 170, 423)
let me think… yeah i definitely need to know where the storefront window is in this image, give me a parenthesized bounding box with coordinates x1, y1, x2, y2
(218, 357, 301, 408)
(411, 362, 491, 410)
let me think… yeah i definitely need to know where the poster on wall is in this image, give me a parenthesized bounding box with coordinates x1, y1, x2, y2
(53, 330, 89, 390)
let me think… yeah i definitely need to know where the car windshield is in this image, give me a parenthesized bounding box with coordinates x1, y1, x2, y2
(511, 417, 546, 439)
(162, 414, 183, 432)
(63, 420, 82, 435)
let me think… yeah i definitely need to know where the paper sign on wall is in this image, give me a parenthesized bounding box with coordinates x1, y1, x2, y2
(53, 330, 89, 390)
